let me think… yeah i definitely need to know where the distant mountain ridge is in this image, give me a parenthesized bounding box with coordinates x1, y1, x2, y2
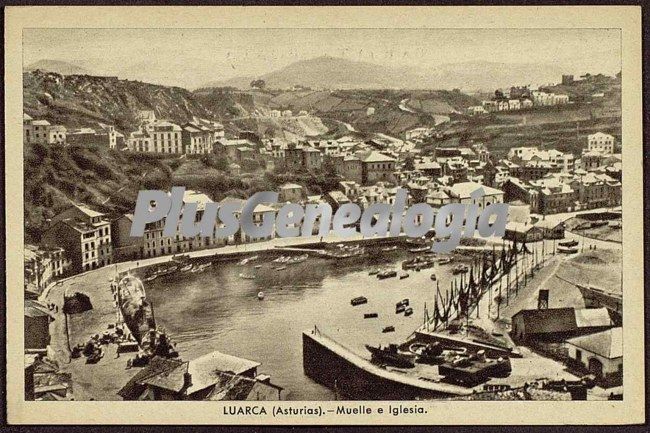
(201, 55, 620, 92)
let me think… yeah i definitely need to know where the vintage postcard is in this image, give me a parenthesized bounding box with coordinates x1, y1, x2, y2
(5, 5, 644, 425)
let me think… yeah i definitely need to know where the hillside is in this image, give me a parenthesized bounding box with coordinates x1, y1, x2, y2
(23, 143, 262, 243)
(23, 70, 216, 133)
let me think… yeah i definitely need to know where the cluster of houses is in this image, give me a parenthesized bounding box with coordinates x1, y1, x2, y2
(500, 132, 621, 215)
(23, 111, 225, 155)
(512, 301, 622, 388)
(466, 84, 570, 116)
(126, 112, 225, 154)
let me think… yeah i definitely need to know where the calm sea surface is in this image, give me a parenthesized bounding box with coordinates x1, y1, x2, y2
(146, 249, 465, 400)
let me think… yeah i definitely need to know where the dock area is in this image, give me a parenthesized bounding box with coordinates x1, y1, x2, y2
(302, 329, 473, 399)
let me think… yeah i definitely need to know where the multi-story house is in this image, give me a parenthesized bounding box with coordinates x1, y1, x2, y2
(360, 151, 396, 185)
(67, 124, 119, 149)
(42, 204, 113, 273)
(24, 245, 71, 293)
(587, 132, 615, 155)
(23, 115, 67, 145)
(181, 123, 213, 154)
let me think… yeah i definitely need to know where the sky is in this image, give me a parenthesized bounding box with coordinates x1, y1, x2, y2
(23, 28, 621, 89)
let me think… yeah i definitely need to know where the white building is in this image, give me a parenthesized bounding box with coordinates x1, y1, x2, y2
(448, 182, 504, 209)
(508, 99, 521, 110)
(466, 106, 487, 116)
(587, 132, 615, 155)
(565, 327, 622, 387)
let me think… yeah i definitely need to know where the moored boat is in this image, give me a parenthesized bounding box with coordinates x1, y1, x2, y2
(430, 273, 437, 281)
(409, 246, 430, 253)
(286, 253, 308, 265)
(404, 307, 414, 316)
(179, 263, 193, 272)
(437, 257, 453, 265)
(559, 239, 579, 247)
(365, 344, 415, 368)
(239, 255, 259, 265)
(381, 245, 399, 252)
(399, 272, 409, 280)
(382, 326, 395, 333)
(395, 304, 406, 314)
(402, 256, 435, 270)
(377, 269, 397, 279)
(351, 296, 368, 306)
(275, 266, 287, 271)
(364, 313, 378, 319)
(558, 246, 579, 254)
(239, 273, 256, 280)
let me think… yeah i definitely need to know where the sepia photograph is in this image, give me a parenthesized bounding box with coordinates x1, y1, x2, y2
(5, 5, 644, 425)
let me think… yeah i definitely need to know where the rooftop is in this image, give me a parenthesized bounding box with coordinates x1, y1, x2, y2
(566, 327, 622, 359)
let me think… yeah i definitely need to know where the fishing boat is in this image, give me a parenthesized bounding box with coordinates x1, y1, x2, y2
(364, 313, 378, 319)
(179, 263, 193, 272)
(381, 245, 399, 252)
(257, 291, 265, 300)
(437, 257, 453, 265)
(381, 326, 396, 333)
(559, 239, 579, 248)
(275, 266, 287, 271)
(365, 344, 415, 368)
(404, 307, 414, 316)
(402, 256, 435, 270)
(377, 269, 397, 279)
(409, 246, 431, 253)
(116, 275, 156, 347)
(239, 273, 256, 280)
(399, 272, 409, 280)
(239, 255, 259, 265)
(286, 253, 309, 265)
(430, 273, 437, 281)
(351, 296, 368, 306)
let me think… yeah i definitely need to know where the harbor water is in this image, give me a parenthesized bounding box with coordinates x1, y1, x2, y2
(146, 249, 469, 400)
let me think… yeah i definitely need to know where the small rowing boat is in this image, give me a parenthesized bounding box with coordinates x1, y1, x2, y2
(351, 296, 368, 306)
